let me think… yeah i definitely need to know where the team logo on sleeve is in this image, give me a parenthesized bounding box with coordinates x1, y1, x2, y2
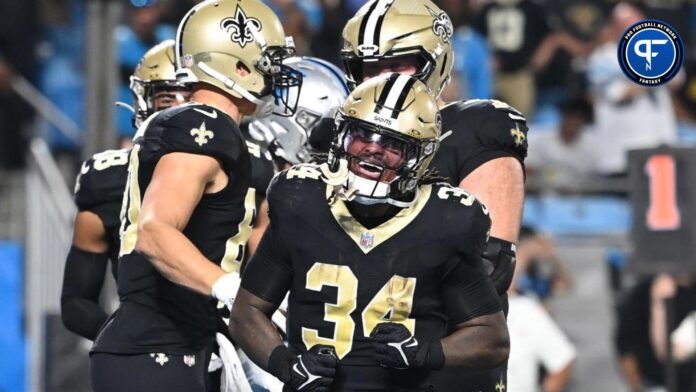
(495, 378, 506, 392)
(426, 6, 453, 44)
(220, 5, 262, 48)
(191, 122, 215, 146)
(618, 20, 683, 86)
(510, 123, 526, 147)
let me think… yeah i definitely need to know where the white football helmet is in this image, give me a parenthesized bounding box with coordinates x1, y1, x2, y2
(248, 57, 349, 164)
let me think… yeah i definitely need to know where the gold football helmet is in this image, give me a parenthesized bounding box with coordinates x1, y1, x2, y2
(328, 73, 442, 206)
(175, 0, 301, 117)
(129, 40, 191, 127)
(341, 0, 454, 98)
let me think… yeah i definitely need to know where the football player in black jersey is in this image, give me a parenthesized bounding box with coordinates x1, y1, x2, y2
(230, 74, 509, 392)
(89, 1, 301, 391)
(61, 40, 191, 341)
(340, 1, 528, 389)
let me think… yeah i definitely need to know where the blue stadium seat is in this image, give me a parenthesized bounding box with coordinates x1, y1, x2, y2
(523, 196, 631, 236)
(0, 242, 25, 392)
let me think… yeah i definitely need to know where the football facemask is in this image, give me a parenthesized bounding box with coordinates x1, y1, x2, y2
(333, 118, 437, 207)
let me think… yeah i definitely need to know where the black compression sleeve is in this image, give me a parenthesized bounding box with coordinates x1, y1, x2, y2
(241, 224, 292, 305)
(483, 237, 517, 296)
(60, 246, 109, 340)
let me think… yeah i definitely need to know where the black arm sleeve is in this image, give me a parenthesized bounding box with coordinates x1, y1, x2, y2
(483, 237, 517, 296)
(241, 223, 292, 306)
(441, 255, 502, 325)
(60, 246, 109, 340)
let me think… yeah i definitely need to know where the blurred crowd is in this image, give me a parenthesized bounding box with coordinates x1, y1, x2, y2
(0, 0, 695, 391)
(0, 0, 694, 187)
(0, 0, 692, 186)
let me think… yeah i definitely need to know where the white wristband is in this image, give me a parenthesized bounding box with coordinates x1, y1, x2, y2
(212, 272, 241, 309)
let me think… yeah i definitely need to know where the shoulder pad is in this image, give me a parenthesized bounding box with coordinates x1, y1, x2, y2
(144, 104, 247, 170)
(442, 99, 529, 159)
(432, 182, 489, 216)
(456, 99, 525, 120)
(266, 163, 327, 221)
(283, 164, 325, 181)
(432, 183, 491, 251)
(267, 164, 325, 198)
(74, 149, 129, 210)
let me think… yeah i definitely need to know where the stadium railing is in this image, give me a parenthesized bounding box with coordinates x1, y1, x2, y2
(25, 139, 76, 391)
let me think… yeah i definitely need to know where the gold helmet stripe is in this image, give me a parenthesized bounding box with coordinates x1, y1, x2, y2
(358, 0, 394, 55)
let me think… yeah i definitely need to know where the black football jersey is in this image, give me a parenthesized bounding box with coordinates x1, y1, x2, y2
(242, 165, 501, 391)
(92, 103, 254, 355)
(431, 99, 529, 185)
(74, 149, 129, 274)
(245, 138, 275, 203)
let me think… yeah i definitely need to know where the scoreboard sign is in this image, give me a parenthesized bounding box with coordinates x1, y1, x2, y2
(629, 147, 696, 274)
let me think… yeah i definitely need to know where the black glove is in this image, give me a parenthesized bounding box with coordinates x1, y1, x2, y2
(268, 344, 338, 392)
(370, 323, 445, 370)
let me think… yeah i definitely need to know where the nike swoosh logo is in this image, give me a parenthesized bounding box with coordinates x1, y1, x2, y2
(194, 108, 218, 119)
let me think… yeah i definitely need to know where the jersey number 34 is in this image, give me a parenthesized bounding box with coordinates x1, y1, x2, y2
(302, 262, 416, 359)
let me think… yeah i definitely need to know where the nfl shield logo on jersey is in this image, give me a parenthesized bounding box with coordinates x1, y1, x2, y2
(360, 232, 374, 249)
(183, 354, 196, 367)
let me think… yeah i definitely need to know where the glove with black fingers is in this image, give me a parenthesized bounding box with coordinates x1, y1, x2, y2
(370, 322, 445, 370)
(268, 344, 338, 392)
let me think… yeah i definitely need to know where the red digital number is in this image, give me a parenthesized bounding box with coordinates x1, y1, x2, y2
(645, 154, 680, 231)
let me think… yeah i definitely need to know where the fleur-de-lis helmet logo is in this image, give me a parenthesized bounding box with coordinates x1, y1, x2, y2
(425, 6, 453, 44)
(220, 5, 263, 48)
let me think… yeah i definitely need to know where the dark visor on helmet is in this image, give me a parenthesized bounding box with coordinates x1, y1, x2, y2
(341, 120, 420, 172)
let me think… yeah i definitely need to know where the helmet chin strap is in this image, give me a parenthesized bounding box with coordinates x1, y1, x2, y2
(196, 62, 274, 117)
